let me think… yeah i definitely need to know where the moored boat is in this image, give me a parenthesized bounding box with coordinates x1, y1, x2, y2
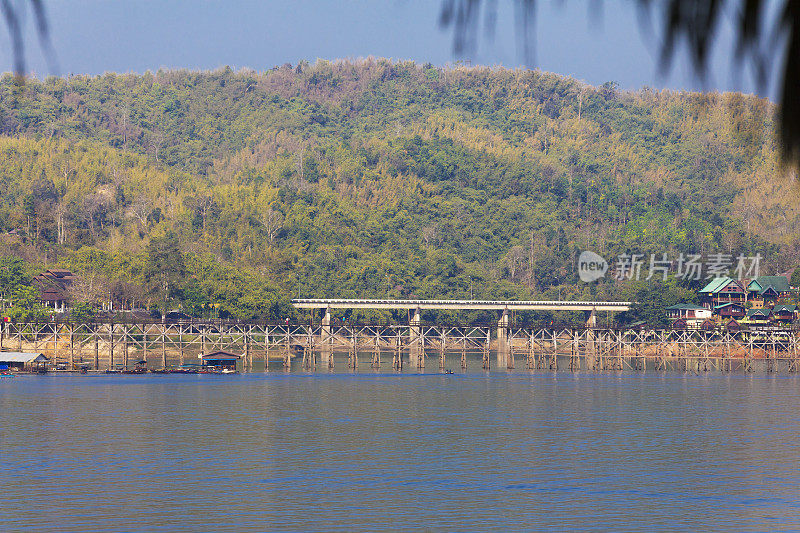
(169, 363, 201, 374)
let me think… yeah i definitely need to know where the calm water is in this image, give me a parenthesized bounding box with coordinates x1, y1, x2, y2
(2, 369, 800, 532)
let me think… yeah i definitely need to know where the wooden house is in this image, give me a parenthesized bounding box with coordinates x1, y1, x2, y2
(671, 317, 688, 330)
(39, 286, 68, 312)
(747, 275, 792, 308)
(0, 352, 49, 372)
(713, 302, 746, 321)
(725, 319, 741, 332)
(744, 308, 772, 325)
(199, 351, 240, 372)
(699, 277, 746, 309)
(33, 269, 77, 313)
(772, 304, 797, 325)
(700, 318, 716, 331)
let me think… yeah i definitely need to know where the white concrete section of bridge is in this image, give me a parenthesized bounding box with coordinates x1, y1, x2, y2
(410, 308, 423, 368)
(295, 300, 631, 350)
(320, 307, 333, 368)
(292, 299, 631, 312)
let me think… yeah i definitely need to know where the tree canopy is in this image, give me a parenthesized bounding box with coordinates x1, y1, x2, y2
(0, 61, 794, 323)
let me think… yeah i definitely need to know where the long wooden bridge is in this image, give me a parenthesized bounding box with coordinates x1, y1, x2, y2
(1, 320, 799, 373)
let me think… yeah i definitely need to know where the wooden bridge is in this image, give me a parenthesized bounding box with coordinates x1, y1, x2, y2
(1, 320, 798, 373)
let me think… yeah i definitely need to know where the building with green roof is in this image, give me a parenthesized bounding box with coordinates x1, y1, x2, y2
(712, 302, 746, 321)
(699, 277, 746, 309)
(772, 304, 797, 324)
(744, 308, 772, 324)
(747, 275, 792, 308)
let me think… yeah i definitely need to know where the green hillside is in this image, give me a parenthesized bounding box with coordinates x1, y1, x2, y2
(0, 59, 795, 323)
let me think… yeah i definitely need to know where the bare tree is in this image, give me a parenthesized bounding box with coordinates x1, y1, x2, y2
(110, 279, 144, 311)
(421, 225, 438, 247)
(130, 195, 152, 233)
(147, 128, 165, 162)
(54, 200, 67, 245)
(67, 274, 105, 306)
(261, 207, 284, 245)
(505, 245, 525, 280)
(81, 191, 112, 239)
(185, 194, 218, 233)
(295, 146, 305, 181)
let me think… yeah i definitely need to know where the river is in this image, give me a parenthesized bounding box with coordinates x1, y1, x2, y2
(2, 368, 800, 531)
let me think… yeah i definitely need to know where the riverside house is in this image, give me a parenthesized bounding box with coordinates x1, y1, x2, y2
(199, 351, 240, 372)
(665, 304, 712, 329)
(772, 304, 798, 325)
(713, 302, 747, 322)
(0, 352, 49, 372)
(33, 269, 77, 313)
(699, 277, 746, 309)
(747, 275, 792, 308)
(744, 308, 772, 325)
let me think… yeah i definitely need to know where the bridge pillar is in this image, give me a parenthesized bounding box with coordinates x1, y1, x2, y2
(410, 307, 423, 369)
(585, 308, 597, 329)
(497, 309, 510, 367)
(321, 306, 332, 368)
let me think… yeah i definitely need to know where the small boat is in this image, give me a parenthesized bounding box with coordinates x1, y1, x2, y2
(0, 371, 13, 378)
(123, 361, 149, 374)
(199, 367, 238, 375)
(169, 363, 201, 374)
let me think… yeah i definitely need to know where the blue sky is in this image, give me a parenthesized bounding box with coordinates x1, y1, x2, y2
(0, 0, 780, 99)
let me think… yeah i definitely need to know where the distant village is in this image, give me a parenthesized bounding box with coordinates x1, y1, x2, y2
(666, 275, 797, 330)
(11, 268, 800, 330)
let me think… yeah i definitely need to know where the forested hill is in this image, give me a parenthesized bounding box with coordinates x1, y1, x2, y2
(0, 59, 796, 322)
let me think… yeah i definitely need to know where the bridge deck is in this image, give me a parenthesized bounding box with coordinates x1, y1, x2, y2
(292, 299, 631, 312)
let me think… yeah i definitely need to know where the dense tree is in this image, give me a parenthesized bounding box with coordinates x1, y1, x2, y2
(0, 62, 792, 324)
(8, 285, 51, 322)
(144, 232, 185, 317)
(0, 255, 29, 305)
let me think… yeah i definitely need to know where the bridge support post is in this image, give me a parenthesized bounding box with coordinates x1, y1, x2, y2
(586, 328, 596, 370)
(93, 329, 99, 370)
(109, 323, 114, 370)
(393, 332, 402, 371)
(497, 309, 510, 368)
(585, 308, 597, 329)
(321, 306, 332, 368)
(410, 307, 423, 369)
